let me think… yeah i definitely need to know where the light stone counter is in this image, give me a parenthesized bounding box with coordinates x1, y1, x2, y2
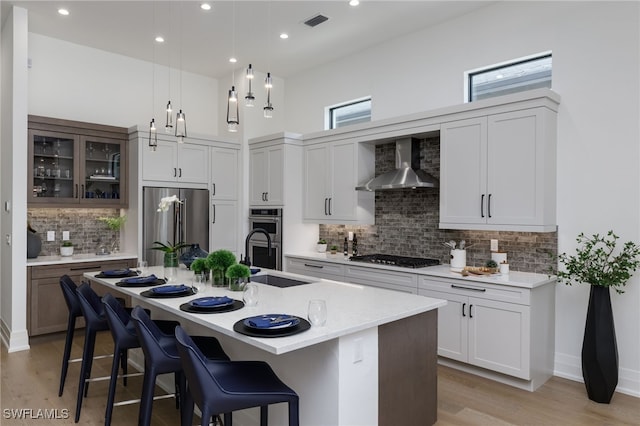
(27, 252, 137, 266)
(86, 266, 445, 426)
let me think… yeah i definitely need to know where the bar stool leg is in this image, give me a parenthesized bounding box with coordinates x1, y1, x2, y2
(58, 314, 78, 397)
(75, 328, 97, 423)
(105, 345, 124, 426)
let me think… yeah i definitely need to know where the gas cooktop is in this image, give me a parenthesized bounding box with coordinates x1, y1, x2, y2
(349, 254, 440, 269)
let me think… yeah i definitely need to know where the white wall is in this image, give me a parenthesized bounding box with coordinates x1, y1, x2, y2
(28, 33, 220, 135)
(1, 6, 30, 352)
(285, 1, 640, 396)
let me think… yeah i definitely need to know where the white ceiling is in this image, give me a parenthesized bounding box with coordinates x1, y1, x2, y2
(2, 1, 494, 79)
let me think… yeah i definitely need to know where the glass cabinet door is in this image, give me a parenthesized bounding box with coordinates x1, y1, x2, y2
(29, 130, 79, 204)
(80, 136, 124, 205)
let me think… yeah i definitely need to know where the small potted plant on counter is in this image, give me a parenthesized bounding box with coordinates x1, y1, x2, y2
(330, 245, 339, 255)
(190, 257, 209, 281)
(206, 249, 237, 287)
(226, 263, 251, 291)
(60, 241, 74, 257)
(316, 239, 327, 253)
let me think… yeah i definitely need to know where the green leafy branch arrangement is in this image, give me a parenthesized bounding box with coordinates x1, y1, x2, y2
(557, 230, 640, 294)
(98, 215, 127, 231)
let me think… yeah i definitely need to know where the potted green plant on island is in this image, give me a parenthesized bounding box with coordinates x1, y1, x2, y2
(60, 240, 74, 257)
(557, 230, 640, 404)
(226, 263, 251, 291)
(330, 245, 338, 255)
(206, 250, 237, 287)
(190, 257, 209, 281)
(316, 239, 327, 253)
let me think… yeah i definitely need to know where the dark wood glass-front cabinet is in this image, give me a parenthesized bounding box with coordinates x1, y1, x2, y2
(28, 116, 128, 208)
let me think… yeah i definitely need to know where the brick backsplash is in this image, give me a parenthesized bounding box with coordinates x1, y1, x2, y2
(319, 138, 557, 274)
(28, 208, 122, 256)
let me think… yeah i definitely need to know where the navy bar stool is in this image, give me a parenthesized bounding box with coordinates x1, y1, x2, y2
(58, 275, 84, 397)
(74, 283, 115, 423)
(102, 294, 181, 426)
(175, 325, 299, 426)
(58, 276, 126, 398)
(130, 306, 230, 426)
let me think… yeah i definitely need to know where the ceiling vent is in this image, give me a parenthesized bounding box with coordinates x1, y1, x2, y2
(303, 14, 329, 28)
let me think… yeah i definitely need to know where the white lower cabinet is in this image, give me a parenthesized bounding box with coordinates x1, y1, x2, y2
(285, 257, 345, 281)
(419, 276, 554, 390)
(344, 265, 418, 294)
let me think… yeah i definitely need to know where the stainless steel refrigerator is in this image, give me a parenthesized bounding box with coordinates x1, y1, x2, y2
(143, 187, 209, 266)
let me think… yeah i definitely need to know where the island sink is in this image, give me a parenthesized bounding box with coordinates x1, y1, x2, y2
(250, 274, 313, 288)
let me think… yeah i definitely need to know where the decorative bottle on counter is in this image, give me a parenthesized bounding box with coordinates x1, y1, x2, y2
(352, 234, 358, 256)
(344, 237, 349, 256)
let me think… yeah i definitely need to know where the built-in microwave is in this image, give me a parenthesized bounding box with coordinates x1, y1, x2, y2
(248, 208, 282, 270)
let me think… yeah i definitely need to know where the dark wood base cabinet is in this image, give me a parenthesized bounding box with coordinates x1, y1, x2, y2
(27, 259, 136, 336)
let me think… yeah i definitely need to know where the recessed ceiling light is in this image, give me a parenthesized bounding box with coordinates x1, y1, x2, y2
(58, 8, 70, 16)
(349, 0, 360, 6)
(229, 57, 237, 63)
(200, 3, 212, 11)
(155, 36, 165, 43)
(279, 33, 289, 39)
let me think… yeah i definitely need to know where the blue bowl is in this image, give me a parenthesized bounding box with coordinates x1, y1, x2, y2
(250, 268, 261, 275)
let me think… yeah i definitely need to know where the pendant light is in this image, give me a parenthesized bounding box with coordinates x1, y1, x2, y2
(165, 100, 173, 133)
(227, 86, 239, 132)
(226, 0, 240, 132)
(175, 1, 187, 143)
(148, 2, 158, 150)
(245, 64, 255, 107)
(263, 2, 274, 118)
(148, 119, 158, 150)
(263, 72, 273, 118)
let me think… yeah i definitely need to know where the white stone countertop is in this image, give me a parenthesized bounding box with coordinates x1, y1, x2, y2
(27, 252, 137, 266)
(285, 252, 556, 289)
(85, 266, 447, 355)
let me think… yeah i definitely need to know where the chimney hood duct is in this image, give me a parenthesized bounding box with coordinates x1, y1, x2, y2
(355, 138, 439, 191)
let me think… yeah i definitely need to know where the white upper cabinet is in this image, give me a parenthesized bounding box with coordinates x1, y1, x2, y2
(142, 140, 208, 184)
(303, 141, 375, 224)
(248, 133, 304, 208)
(249, 145, 284, 206)
(440, 106, 557, 232)
(210, 146, 239, 200)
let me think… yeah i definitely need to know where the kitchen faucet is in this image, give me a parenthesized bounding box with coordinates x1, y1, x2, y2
(240, 228, 272, 267)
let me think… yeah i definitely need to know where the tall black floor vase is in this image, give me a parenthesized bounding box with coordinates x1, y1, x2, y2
(581, 285, 618, 403)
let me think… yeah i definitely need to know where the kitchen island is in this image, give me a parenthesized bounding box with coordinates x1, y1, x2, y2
(86, 267, 446, 426)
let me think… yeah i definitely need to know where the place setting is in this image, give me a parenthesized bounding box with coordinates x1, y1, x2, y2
(95, 268, 138, 279)
(233, 295, 323, 338)
(140, 283, 197, 299)
(180, 296, 244, 314)
(116, 274, 166, 288)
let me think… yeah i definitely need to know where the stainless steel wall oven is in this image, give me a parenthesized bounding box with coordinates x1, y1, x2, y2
(248, 208, 282, 270)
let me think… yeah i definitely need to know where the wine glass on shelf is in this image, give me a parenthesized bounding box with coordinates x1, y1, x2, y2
(103, 144, 111, 160)
(87, 143, 94, 159)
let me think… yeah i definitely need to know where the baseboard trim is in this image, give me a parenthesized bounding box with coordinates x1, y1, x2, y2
(0, 320, 30, 353)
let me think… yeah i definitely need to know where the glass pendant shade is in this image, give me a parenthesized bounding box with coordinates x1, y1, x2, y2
(263, 72, 273, 118)
(227, 86, 240, 132)
(148, 118, 158, 151)
(245, 64, 255, 107)
(175, 109, 187, 143)
(165, 100, 173, 133)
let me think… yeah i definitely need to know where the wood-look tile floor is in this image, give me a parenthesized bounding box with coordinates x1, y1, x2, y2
(2, 331, 639, 425)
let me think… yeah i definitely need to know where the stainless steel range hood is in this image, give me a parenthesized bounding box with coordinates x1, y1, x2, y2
(355, 138, 439, 191)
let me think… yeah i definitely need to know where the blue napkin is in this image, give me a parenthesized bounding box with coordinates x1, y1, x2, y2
(190, 296, 233, 308)
(246, 314, 299, 329)
(151, 284, 190, 295)
(122, 274, 158, 284)
(102, 269, 131, 277)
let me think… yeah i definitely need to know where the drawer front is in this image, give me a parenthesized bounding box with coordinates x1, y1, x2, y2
(419, 276, 530, 305)
(345, 265, 418, 293)
(286, 257, 345, 277)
